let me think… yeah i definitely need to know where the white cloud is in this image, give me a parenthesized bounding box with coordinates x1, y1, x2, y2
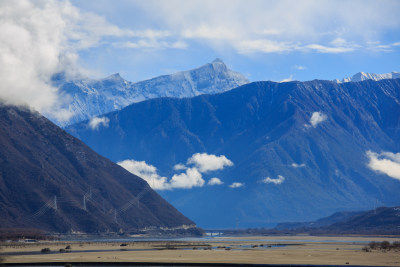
(229, 182, 244, 188)
(291, 163, 306, 168)
(170, 168, 204, 189)
(309, 112, 327, 128)
(280, 75, 294, 83)
(182, 25, 238, 40)
(0, 0, 133, 123)
(208, 177, 223, 186)
(119, 152, 234, 190)
(113, 40, 187, 50)
(130, 0, 400, 55)
(366, 151, 400, 180)
(262, 175, 285, 185)
(88, 116, 109, 130)
(294, 65, 306, 70)
(237, 39, 296, 54)
(173, 163, 187, 171)
(187, 153, 233, 173)
(117, 159, 169, 190)
(305, 44, 355, 53)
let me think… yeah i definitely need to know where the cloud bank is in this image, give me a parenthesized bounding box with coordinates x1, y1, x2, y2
(366, 151, 400, 180)
(0, 0, 131, 123)
(88, 116, 110, 130)
(262, 175, 285, 185)
(131, 0, 400, 54)
(119, 152, 233, 190)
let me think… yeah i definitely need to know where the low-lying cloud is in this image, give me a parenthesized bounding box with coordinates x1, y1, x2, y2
(88, 116, 110, 130)
(366, 151, 400, 180)
(117, 159, 168, 190)
(187, 153, 233, 173)
(308, 112, 327, 128)
(0, 0, 132, 124)
(119, 153, 233, 190)
(170, 168, 204, 189)
(262, 175, 285, 185)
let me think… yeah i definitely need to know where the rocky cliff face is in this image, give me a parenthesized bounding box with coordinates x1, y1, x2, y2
(0, 104, 200, 234)
(52, 59, 248, 126)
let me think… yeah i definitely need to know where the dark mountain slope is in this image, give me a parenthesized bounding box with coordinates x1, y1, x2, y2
(275, 211, 364, 230)
(66, 79, 400, 228)
(324, 206, 400, 234)
(276, 206, 400, 235)
(0, 104, 199, 234)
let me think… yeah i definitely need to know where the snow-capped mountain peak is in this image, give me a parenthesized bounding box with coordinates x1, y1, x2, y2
(53, 59, 249, 126)
(336, 71, 400, 83)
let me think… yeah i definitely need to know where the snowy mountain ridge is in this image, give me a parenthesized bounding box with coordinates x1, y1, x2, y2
(335, 71, 400, 83)
(53, 59, 249, 126)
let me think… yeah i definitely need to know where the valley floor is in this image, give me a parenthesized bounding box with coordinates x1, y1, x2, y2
(1, 235, 400, 266)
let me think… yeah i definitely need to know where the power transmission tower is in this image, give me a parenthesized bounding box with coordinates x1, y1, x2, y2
(83, 195, 87, 211)
(54, 196, 57, 211)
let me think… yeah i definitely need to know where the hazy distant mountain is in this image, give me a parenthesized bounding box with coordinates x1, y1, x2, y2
(53, 59, 248, 126)
(335, 71, 400, 83)
(276, 206, 400, 235)
(0, 103, 200, 234)
(275, 211, 364, 230)
(66, 78, 400, 228)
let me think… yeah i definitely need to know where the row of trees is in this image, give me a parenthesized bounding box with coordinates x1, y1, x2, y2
(363, 241, 400, 252)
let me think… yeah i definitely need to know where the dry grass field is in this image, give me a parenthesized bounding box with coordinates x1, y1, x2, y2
(1, 235, 400, 266)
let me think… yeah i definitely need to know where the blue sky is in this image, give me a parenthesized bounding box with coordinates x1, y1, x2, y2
(0, 0, 400, 118)
(70, 0, 400, 82)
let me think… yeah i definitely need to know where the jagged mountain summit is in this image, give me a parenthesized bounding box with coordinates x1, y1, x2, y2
(52, 59, 249, 126)
(66, 78, 400, 228)
(0, 103, 200, 234)
(335, 71, 400, 83)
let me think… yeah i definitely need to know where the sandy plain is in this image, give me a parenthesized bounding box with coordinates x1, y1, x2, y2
(1, 235, 400, 266)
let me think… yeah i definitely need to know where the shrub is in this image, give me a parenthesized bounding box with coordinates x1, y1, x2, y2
(369, 241, 378, 249)
(392, 241, 400, 249)
(41, 248, 51, 253)
(381, 241, 391, 250)
(362, 246, 371, 252)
